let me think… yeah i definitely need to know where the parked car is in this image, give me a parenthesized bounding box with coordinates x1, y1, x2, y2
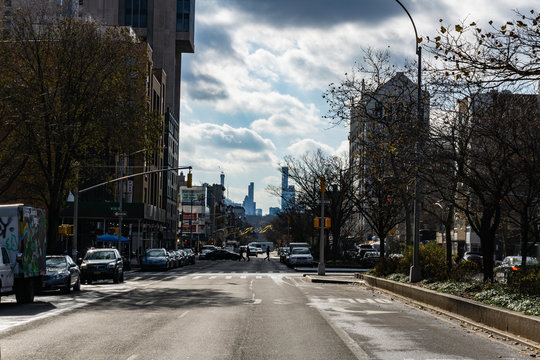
(42, 255, 81, 293)
(199, 248, 215, 260)
(177, 249, 188, 266)
(248, 243, 263, 254)
(206, 249, 241, 261)
(463, 251, 483, 268)
(279, 248, 290, 263)
(359, 251, 380, 268)
(494, 256, 539, 284)
(141, 248, 170, 271)
(80, 248, 124, 284)
(168, 251, 179, 268)
(356, 245, 376, 259)
(247, 246, 258, 257)
(184, 249, 196, 265)
(287, 247, 313, 267)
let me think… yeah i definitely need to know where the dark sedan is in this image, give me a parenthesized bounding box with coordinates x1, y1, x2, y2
(206, 249, 241, 261)
(140, 248, 170, 271)
(42, 255, 81, 293)
(80, 248, 124, 284)
(184, 249, 196, 264)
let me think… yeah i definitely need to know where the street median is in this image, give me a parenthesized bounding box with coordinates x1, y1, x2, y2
(356, 273, 540, 345)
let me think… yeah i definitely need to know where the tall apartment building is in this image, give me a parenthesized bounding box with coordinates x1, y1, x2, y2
(349, 72, 430, 243)
(80, 0, 195, 244)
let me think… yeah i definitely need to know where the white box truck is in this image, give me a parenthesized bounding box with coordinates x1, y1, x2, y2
(0, 204, 47, 303)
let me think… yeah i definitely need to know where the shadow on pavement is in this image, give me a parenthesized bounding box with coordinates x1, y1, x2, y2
(87, 287, 246, 311)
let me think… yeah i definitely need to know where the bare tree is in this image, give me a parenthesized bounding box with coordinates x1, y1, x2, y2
(0, 4, 163, 252)
(324, 49, 424, 253)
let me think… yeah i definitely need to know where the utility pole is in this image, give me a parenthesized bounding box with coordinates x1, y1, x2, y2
(318, 176, 326, 276)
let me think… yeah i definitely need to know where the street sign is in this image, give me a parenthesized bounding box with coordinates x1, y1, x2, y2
(110, 206, 119, 211)
(114, 211, 127, 217)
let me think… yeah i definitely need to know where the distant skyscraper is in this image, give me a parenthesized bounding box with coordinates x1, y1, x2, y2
(242, 182, 256, 215)
(269, 207, 280, 216)
(220, 172, 225, 187)
(281, 167, 295, 211)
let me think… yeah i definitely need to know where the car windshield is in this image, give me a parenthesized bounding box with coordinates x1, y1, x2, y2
(146, 249, 166, 257)
(46, 257, 67, 268)
(292, 248, 310, 255)
(84, 251, 116, 260)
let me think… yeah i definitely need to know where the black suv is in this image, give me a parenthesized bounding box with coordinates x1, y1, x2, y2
(80, 248, 124, 284)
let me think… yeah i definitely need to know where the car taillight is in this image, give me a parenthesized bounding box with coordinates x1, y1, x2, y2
(512, 266, 518, 271)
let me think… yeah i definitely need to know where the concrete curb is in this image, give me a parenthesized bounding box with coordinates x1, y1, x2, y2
(303, 275, 364, 285)
(356, 273, 540, 346)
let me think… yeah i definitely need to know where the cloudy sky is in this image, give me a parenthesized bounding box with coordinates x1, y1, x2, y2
(179, 0, 536, 214)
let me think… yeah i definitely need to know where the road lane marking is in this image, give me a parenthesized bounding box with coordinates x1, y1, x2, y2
(178, 310, 190, 319)
(192, 276, 202, 279)
(225, 276, 232, 279)
(209, 276, 217, 279)
(331, 307, 397, 315)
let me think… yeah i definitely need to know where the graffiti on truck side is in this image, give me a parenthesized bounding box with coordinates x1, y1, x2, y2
(0, 216, 18, 252)
(20, 210, 46, 277)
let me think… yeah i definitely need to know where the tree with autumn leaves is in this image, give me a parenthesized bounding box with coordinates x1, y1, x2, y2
(324, 10, 539, 281)
(422, 9, 540, 281)
(0, 3, 163, 253)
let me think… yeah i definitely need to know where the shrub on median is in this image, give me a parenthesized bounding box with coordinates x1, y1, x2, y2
(508, 264, 540, 296)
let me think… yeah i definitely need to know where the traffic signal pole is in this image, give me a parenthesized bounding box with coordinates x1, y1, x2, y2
(318, 177, 326, 276)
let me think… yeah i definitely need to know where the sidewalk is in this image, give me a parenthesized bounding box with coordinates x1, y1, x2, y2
(303, 274, 364, 285)
(296, 267, 369, 273)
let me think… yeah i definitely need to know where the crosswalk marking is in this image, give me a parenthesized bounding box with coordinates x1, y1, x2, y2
(209, 276, 217, 279)
(192, 276, 202, 279)
(240, 275, 247, 279)
(225, 276, 232, 279)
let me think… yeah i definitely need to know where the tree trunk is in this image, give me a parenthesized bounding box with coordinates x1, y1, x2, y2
(445, 205, 454, 274)
(520, 210, 529, 271)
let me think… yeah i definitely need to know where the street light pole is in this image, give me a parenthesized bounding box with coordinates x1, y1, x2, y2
(394, 0, 423, 282)
(190, 197, 193, 250)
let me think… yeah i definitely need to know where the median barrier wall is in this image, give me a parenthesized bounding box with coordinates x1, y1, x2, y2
(356, 274, 540, 344)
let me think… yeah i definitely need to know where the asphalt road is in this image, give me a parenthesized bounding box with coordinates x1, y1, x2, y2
(0, 254, 537, 359)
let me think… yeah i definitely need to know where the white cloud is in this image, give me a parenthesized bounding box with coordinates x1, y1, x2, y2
(286, 138, 335, 158)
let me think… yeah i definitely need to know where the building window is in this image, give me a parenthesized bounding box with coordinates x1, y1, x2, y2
(176, 0, 190, 32)
(125, 0, 147, 28)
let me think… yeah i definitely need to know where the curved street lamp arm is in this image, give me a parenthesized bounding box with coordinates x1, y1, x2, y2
(79, 166, 193, 193)
(393, 0, 419, 54)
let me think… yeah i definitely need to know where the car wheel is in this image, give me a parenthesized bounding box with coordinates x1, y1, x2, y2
(73, 276, 81, 291)
(119, 270, 124, 283)
(113, 271, 120, 284)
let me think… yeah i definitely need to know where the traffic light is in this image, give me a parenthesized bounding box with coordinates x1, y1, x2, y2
(58, 224, 73, 236)
(314, 217, 331, 229)
(187, 172, 192, 188)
